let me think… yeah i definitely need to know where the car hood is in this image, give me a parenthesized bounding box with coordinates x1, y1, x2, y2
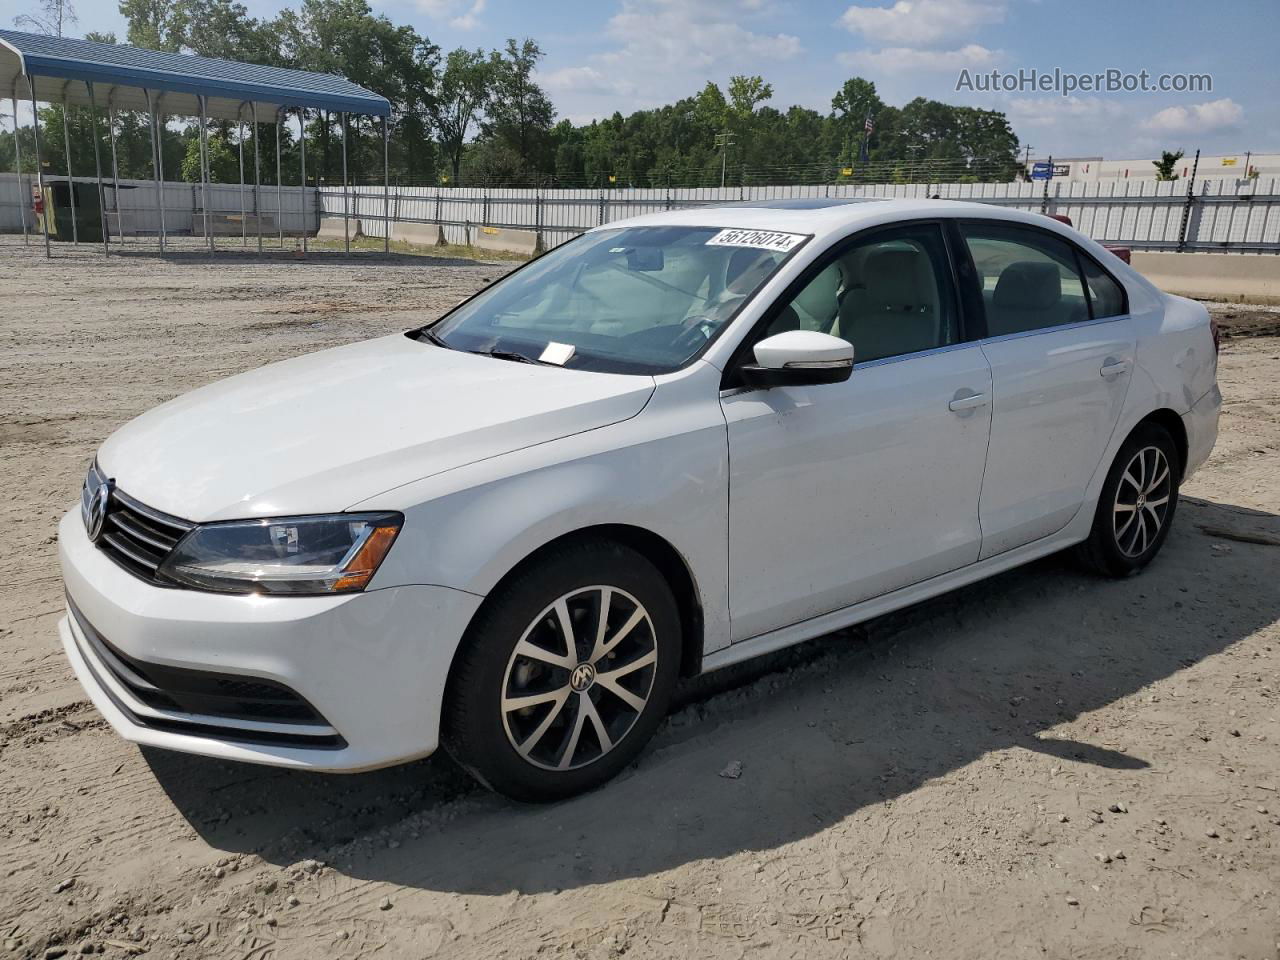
(97, 334, 655, 522)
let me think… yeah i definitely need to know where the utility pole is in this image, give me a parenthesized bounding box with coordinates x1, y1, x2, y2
(714, 131, 735, 189)
(1023, 143, 1034, 180)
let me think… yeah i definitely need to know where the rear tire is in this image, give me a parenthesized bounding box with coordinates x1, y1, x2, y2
(442, 539, 681, 802)
(1076, 422, 1180, 577)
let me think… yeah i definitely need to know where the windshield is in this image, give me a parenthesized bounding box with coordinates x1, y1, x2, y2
(418, 225, 808, 374)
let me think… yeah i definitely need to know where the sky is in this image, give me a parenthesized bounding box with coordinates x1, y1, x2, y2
(2, 0, 1275, 160)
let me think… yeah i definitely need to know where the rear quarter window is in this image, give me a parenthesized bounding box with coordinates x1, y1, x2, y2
(1079, 255, 1128, 318)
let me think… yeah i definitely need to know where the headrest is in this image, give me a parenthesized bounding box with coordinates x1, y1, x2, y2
(994, 261, 1061, 310)
(727, 248, 770, 291)
(794, 262, 842, 319)
(862, 248, 927, 307)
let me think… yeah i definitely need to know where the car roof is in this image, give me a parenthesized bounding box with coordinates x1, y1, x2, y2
(591, 197, 1035, 241)
(710, 197, 882, 210)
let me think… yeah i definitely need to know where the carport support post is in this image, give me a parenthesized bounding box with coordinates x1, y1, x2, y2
(144, 90, 165, 255)
(26, 75, 50, 258)
(382, 114, 389, 254)
(297, 108, 307, 254)
(155, 98, 169, 252)
(85, 82, 108, 256)
(340, 111, 350, 254)
(251, 102, 262, 256)
(274, 110, 283, 248)
(61, 92, 79, 245)
(197, 96, 212, 253)
(10, 85, 29, 246)
(237, 106, 247, 249)
(107, 97, 123, 244)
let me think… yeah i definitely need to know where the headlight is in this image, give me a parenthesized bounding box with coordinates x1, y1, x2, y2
(158, 513, 403, 595)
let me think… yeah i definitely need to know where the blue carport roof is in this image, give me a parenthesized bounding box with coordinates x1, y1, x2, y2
(0, 28, 390, 120)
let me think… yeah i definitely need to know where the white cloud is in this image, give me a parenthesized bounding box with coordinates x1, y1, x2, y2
(599, 0, 802, 73)
(415, 0, 486, 30)
(537, 0, 801, 119)
(1143, 98, 1243, 135)
(451, 0, 486, 30)
(540, 66, 637, 98)
(840, 0, 1007, 48)
(1007, 96, 1129, 127)
(840, 43, 998, 73)
(999, 97, 1179, 159)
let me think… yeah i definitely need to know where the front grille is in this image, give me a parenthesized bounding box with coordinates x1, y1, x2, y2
(82, 462, 193, 584)
(68, 597, 345, 750)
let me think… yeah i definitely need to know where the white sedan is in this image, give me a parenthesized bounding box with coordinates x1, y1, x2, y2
(58, 198, 1221, 801)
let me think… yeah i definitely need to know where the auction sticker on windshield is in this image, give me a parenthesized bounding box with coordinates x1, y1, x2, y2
(705, 229, 807, 253)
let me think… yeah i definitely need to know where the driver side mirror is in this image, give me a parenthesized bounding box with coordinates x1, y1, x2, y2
(739, 330, 855, 389)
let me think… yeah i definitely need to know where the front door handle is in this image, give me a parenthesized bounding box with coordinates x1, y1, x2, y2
(948, 392, 989, 413)
(1100, 358, 1131, 378)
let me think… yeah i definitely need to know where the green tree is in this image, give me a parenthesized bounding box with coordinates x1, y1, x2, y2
(180, 129, 239, 182)
(177, 0, 279, 62)
(119, 0, 183, 51)
(831, 77, 884, 165)
(483, 38, 554, 177)
(433, 48, 491, 183)
(1153, 149, 1184, 181)
(276, 0, 440, 182)
(727, 75, 772, 121)
(12, 0, 77, 36)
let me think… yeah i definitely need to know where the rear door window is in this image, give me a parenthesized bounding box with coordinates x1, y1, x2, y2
(959, 223, 1090, 337)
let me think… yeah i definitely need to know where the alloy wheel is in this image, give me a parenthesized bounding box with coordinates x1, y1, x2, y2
(500, 586, 658, 771)
(1113, 445, 1172, 558)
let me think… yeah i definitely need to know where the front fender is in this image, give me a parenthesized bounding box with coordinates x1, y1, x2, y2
(355, 368, 733, 654)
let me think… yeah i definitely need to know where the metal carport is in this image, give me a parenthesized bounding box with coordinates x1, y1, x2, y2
(0, 28, 391, 257)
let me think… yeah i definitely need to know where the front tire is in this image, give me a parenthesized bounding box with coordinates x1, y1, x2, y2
(442, 540, 681, 802)
(1077, 422, 1180, 577)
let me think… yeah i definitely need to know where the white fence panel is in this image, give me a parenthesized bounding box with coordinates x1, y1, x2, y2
(6, 172, 1278, 253)
(0, 172, 318, 236)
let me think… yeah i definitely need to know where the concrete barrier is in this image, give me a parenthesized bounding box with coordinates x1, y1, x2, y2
(1132, 252, 1280, 305)
(473, 225, 539, 256)
(391, 221, 442, 247)
(192, 213, 276, 237)
(316, 216, 362, 241)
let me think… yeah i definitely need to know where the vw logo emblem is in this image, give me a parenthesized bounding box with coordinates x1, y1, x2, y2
(85, 481, 111, 543)
(569, 662, 597, 693)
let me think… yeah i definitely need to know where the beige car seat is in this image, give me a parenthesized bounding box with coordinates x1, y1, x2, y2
(837, 247, 940, 362)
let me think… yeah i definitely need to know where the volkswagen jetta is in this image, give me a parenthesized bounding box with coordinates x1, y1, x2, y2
(58, 198, 1221, 801)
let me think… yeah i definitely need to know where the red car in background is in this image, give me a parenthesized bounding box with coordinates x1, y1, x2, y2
(1046, 214, 1131, 264)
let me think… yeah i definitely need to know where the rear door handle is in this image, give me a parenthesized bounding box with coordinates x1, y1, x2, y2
(948, 392, 989, 413)
(1100, 358, 1131, 378)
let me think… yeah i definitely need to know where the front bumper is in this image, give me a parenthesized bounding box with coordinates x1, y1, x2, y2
(58, 509, 483, 772)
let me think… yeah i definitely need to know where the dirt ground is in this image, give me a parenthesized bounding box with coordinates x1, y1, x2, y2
(1, 236, 1278, 960)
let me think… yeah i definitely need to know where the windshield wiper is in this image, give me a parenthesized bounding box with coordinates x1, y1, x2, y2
(417, 327, 452, 349)
(471, 348, 556, 366)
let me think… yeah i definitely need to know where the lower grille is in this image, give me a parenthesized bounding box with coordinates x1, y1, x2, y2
(68, 597, 345, 750)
